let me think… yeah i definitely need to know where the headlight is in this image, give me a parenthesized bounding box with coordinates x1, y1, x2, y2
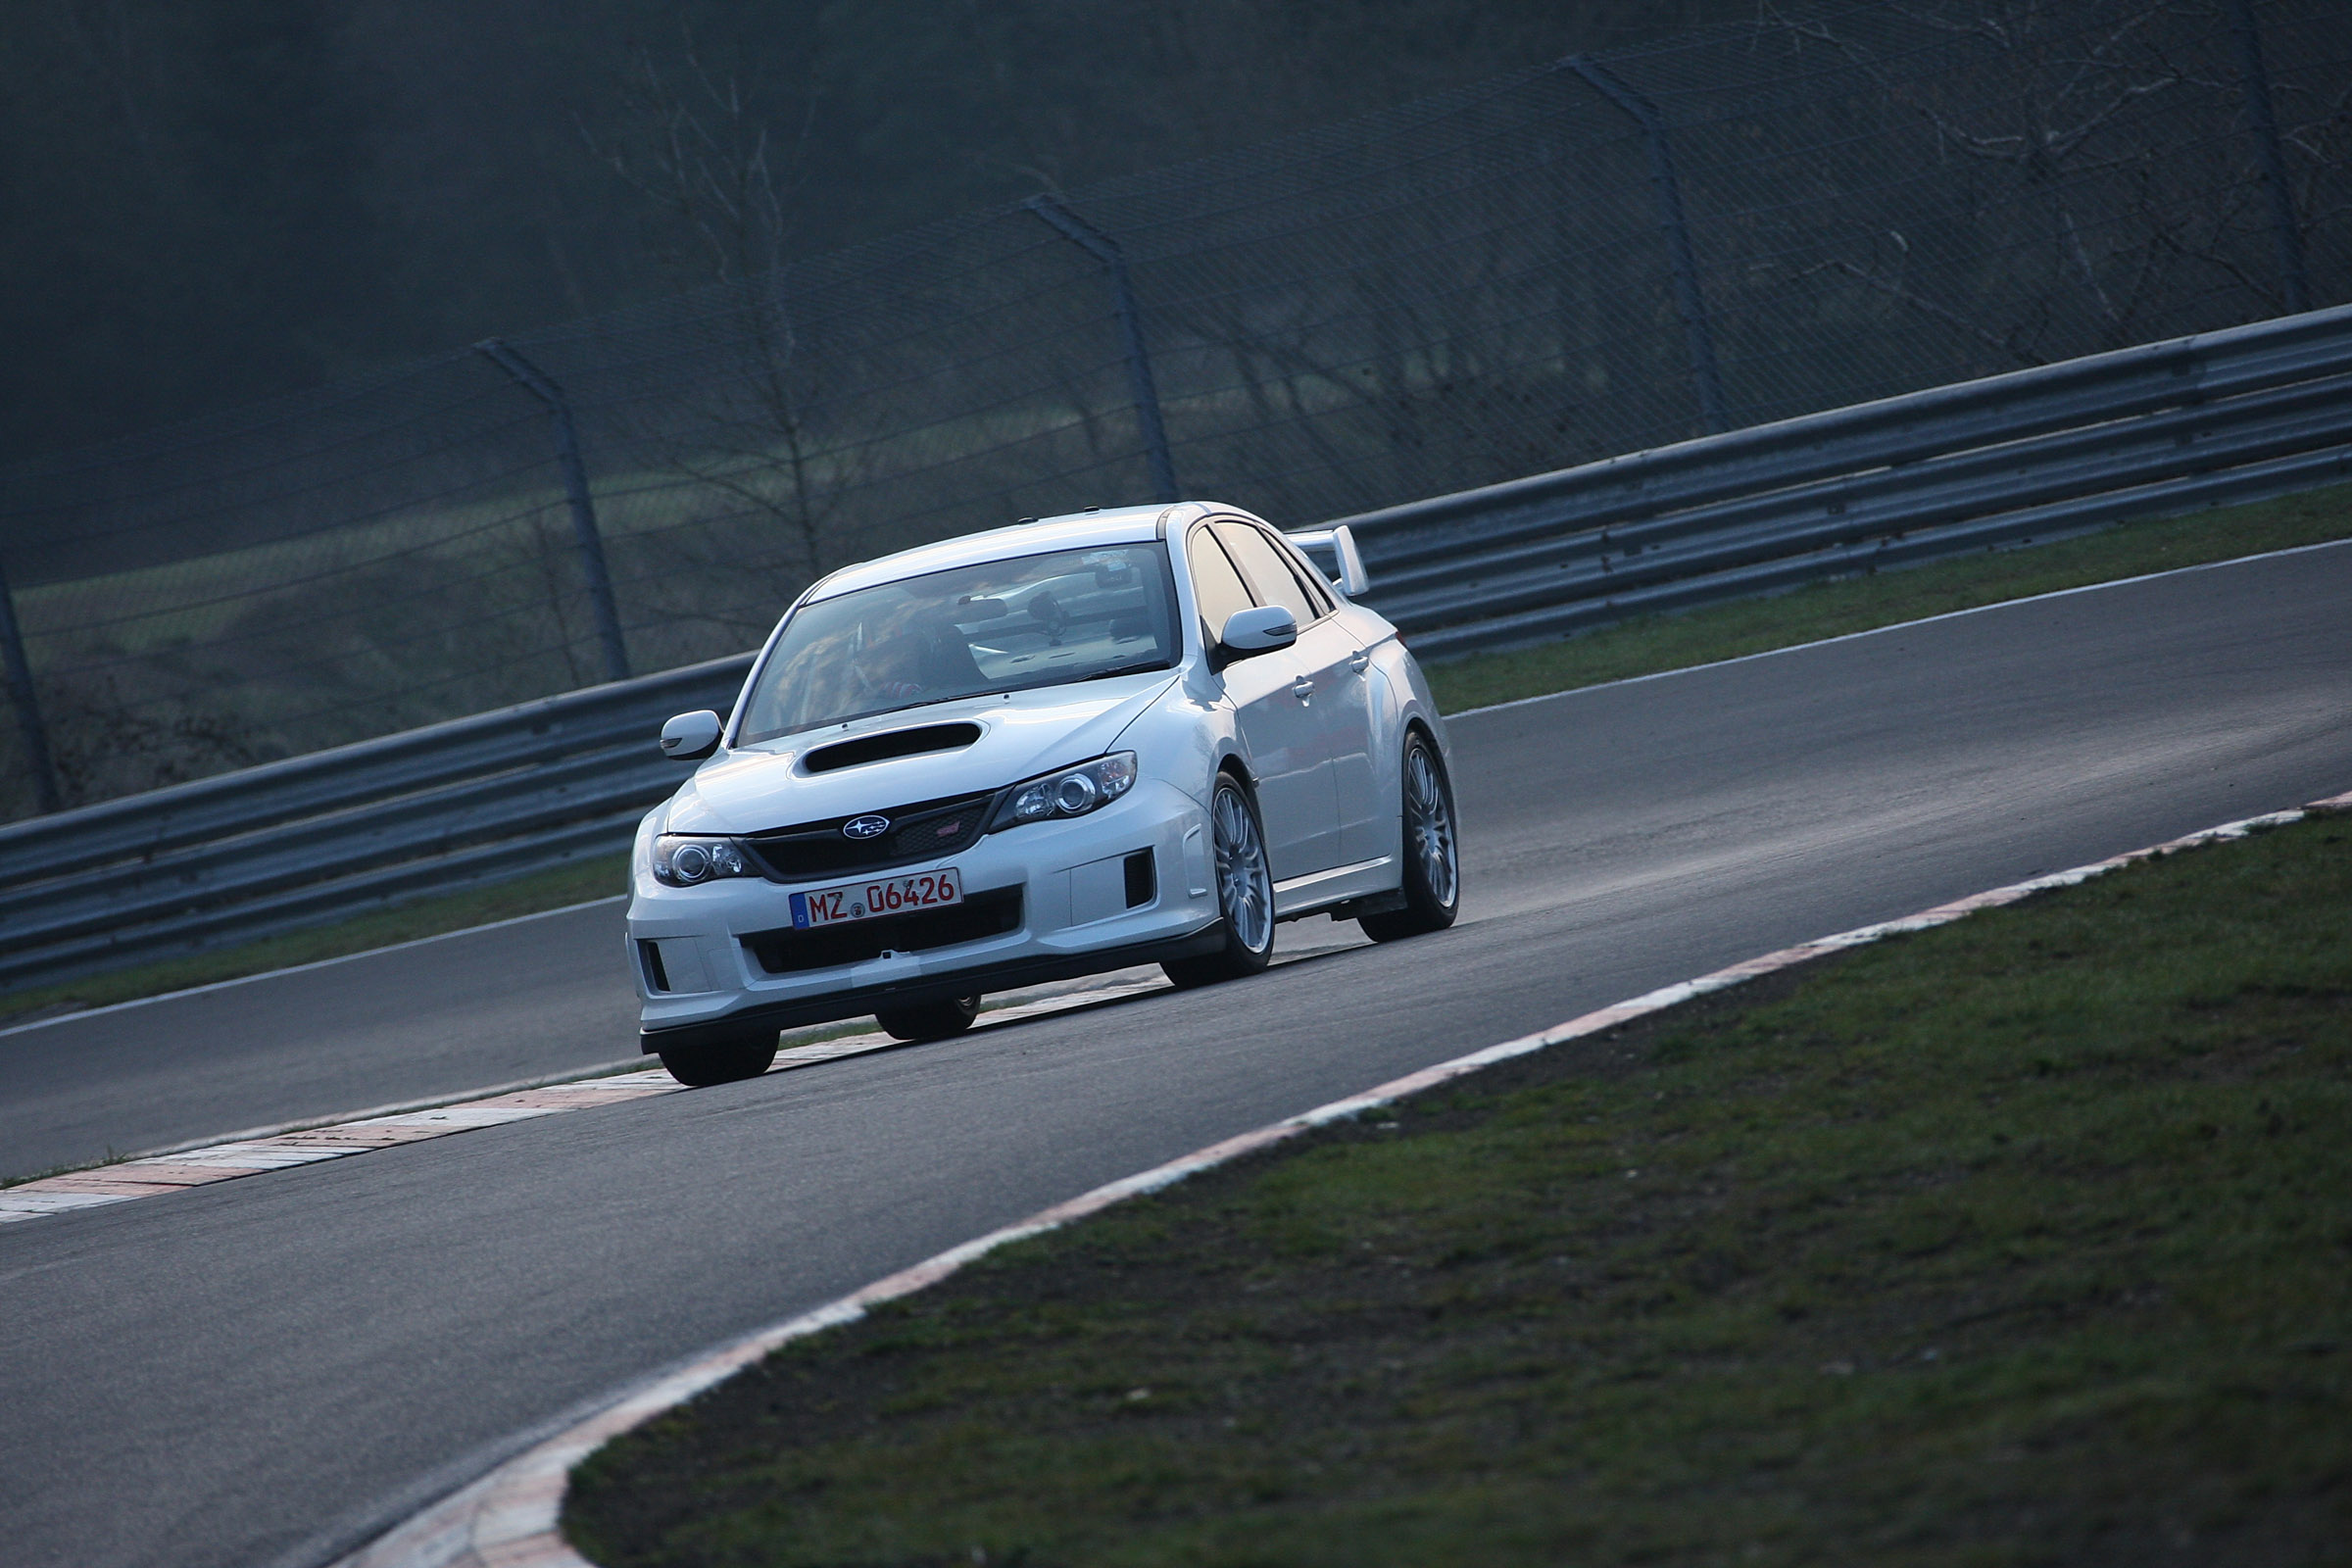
(652, 834, 758, 887)
(990, 753, 1138, 830)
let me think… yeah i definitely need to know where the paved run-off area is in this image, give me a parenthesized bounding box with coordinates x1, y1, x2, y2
(1, 543, 2349, 1568)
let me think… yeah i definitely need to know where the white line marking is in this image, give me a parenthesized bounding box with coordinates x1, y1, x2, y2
(327, 782, 2352, 1568)
(0, 894, 629, 1040)
(1446, 534, 2352, 720)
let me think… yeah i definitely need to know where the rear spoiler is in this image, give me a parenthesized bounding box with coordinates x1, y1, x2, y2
(1284, 523, 1371, 598)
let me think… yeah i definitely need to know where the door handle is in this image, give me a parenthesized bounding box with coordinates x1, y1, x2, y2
(1291, 675, 1315, 703)
(1348, 649, 1371, 673)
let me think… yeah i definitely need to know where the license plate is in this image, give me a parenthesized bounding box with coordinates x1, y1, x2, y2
(790, 867, 962, 929)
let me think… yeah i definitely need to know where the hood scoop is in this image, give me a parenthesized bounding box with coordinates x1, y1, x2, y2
(802, 721, 983, 775)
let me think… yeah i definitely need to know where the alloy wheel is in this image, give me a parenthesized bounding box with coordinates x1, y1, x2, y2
(1212, 781, 1274, 954)
(1404, 742, 1458, 908)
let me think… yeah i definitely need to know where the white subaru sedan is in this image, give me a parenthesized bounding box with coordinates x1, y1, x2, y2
(627, 503, 1460, 1085)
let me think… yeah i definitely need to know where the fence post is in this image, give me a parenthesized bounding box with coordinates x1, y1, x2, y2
(0, 558, 62, 814)
(1562, 56, 1729, 433)
(475, 339, 631, 684)
(1025, 195, 1180, 503)
(2230, 0, 2311, 315)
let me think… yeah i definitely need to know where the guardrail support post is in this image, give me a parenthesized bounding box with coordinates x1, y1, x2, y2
(1026, 194, 1180, 503)
(0, 559, 61, 814)
(1563, 55, 1730, 433)
(475, 339, 632, 684)
(2229, 0, 2311, 316)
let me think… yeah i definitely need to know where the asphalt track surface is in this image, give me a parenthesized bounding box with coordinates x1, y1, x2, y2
(4, 544, 2349, 1568)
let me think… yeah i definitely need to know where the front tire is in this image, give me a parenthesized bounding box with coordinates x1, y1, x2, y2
(1361, 731, 1460, 943)
(873, 994, 981, 1042)
(1163, 772, 1276, 988)
(658, 1030, 779, 1087)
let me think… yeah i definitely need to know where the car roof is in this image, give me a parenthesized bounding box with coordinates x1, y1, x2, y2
(806, 503, 1238, 601)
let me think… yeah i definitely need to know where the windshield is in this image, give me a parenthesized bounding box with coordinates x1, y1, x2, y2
(735, 544, 1181, 744)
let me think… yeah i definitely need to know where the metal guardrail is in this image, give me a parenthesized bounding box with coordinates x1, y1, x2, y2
(1340, 302, 2352, 659)
(0, 656, 751, 992)
(4, 304, 2349, 996)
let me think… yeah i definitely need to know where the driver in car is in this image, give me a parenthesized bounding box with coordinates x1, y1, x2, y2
(851, 627, 932, 704)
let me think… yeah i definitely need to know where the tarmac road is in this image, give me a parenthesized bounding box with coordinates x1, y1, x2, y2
(3, 543, 2348, 1568)
(0, 902, 642, 1182)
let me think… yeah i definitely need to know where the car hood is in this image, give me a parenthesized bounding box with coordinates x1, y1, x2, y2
(662, 671, 1180, 834)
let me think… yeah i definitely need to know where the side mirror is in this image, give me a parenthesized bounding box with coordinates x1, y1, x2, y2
(1215, 605, 1298, 666)
(660, 710, 723, 761)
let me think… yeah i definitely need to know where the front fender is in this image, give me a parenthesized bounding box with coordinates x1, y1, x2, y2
(1120, 659, 1238, 807)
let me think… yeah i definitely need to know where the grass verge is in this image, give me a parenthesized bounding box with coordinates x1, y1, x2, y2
(1421, 480, 2352, 712)
(0, 854, 627, 1028)
(17, 481, 2349, 1022)
(564, 809, 2352, 1567)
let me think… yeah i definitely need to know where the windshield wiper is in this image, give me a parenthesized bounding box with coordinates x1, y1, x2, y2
(1078, 661, 1172, 682)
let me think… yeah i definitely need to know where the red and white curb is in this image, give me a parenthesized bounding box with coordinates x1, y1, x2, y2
(327, 786, 2352, 1568)
(0, 977, 1167, 1225)
(0, 1075, 675, 1223)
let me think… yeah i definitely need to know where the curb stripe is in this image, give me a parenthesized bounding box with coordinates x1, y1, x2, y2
(0, 977, 1170, 1225)
(327, 784, 2352, 1568)
(1, 1077, 673, 1222)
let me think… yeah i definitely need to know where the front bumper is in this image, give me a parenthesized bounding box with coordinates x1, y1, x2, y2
(626, 779, 1219, 1051)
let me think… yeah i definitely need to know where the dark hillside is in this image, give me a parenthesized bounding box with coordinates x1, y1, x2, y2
(0, 0, 1732, 464)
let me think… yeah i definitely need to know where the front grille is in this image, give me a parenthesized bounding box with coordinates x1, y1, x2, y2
(744, 789, 998, 881)
(741, 887, 1024, 975)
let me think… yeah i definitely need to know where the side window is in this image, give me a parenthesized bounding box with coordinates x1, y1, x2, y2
(1212, 522, 1322, 626)
(1272, 533, 1336, 618)
(1187, 527, 1257, 647)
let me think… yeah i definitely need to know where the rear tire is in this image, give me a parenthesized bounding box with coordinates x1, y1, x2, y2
(658, 1031, 779, 1087)
(873, 994, 981, 1042)
(1360, 731, 1460, 943)
(1162, 772, 1276, 988)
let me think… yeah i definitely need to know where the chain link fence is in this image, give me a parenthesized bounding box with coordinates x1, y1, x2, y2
(4, 0, 2347, 822)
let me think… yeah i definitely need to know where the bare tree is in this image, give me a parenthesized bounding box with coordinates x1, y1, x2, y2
(1758, 0, 2340, 358)
(582, 36, 857, 594)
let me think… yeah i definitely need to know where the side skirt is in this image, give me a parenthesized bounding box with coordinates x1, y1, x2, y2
(1271, 856, 1398, 922)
